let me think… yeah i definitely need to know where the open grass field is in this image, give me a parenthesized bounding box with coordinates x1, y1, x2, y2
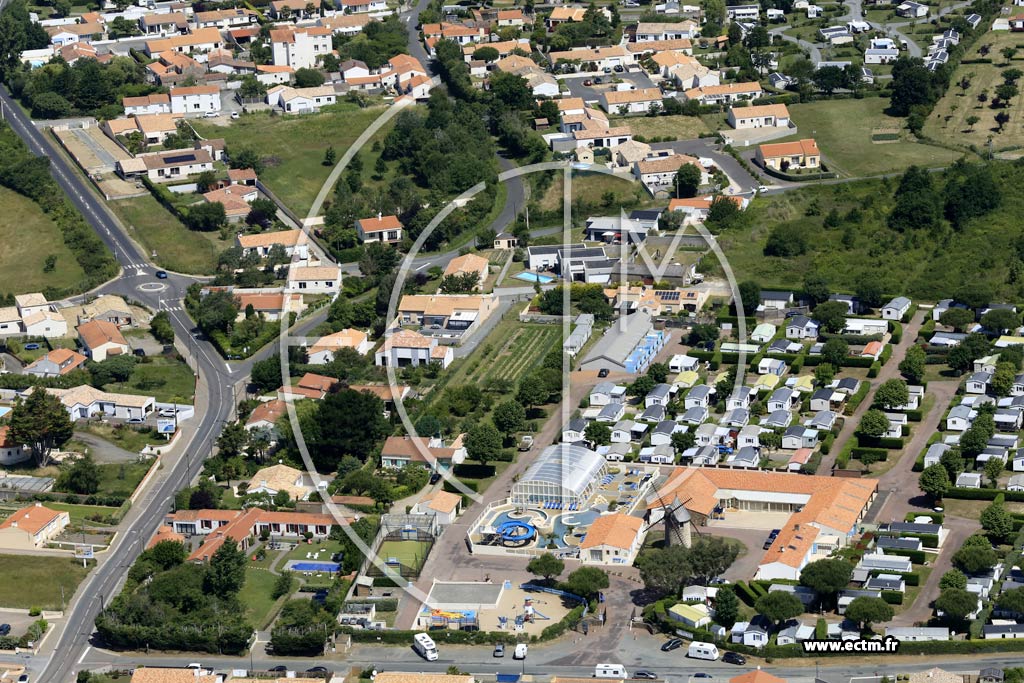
(0, 187, 86, 295)
(193, 104, 389, 216)
(80, 422, 166, 454)
(717, 162, 1024, 299)
(610, 114, 712, 140)
(778, 98, 958, 176)
(96, 461, 152, 498)
(378, 539, 431, 572)
(0, 554, 90, 610)
(925, 33, 1024, 151)
(106, 356, 196, 403)
(42, 502, 120, 527)
(110, 195, 225, 275)
(537, 170, 649, 213)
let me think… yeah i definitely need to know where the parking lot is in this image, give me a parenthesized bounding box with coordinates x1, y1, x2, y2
(560, 68, 659, 103)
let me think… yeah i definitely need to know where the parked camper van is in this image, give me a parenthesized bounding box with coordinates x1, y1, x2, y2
(688, 642, 720, 660)
(413, 632, 438, 661)
(595, 664, 629, 678)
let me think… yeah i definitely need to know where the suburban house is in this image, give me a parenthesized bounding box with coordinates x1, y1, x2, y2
(394, 294, 499, 340)
(413, 489, 463, 525)
(896, 1, 928, 17)
(23, 349, 88, 378)
(599, 88, 663, 115)
(287, 265, 342, 295)
(356, 214, 403, 244)
(77, 320, 129, 362)
(633, 154, 706, 191)
(0, 504, 70, 549)
(123, 92, 171, 115)
(237, 229, 309, 259)
(379, 434, 466, 471)
(727, 103, 791, 129)
(247, 463, 314, 501)
(169, 85, 221, 114)
(682, 82, 763, 105)
(44, 385, 155, 421)
(307, 328, 372, 363)
(269, 25, 333, 69)
(164, 508, 341, 561)
(756, 139, 820, 171)
(375, 329, 454, 369)
(119, 148, 215, 183)
(578, 513, 645, 565)
(443, 253, 490, 290)
(266, 85, 338, 113)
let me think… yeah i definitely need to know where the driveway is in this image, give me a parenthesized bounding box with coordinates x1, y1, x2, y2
(650, 139, 759, 193)
(703, 525, 771, 581)
(73, 432, 144, 463)
(562, 70, 658, 102)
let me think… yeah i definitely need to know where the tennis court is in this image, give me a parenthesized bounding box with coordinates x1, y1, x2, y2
(378, 539, 431, 573)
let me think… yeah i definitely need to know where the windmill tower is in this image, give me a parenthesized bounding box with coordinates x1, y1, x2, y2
(644, 495, 694, 548)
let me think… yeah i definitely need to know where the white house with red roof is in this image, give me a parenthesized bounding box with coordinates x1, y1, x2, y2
(356, 214, 403, 243)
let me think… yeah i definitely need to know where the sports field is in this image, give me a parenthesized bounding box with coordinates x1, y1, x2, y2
(378, 539, 431, 573)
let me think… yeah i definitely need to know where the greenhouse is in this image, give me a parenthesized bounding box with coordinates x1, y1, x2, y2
(511, 444, 608, 508)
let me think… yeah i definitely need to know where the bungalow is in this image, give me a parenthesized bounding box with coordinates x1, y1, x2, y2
(751, 323, 776, 343)
(77, 320, 129, 362)
(124, 148, 214, 183)
(876, 536, 923, 552)
(493, 232, 518, 250)
(777, 622, 816, 645)
(633, 154, 706, 191)
(379, 435, 465, 471)
(356, 214, 403, 244)
(732, 615, 772, 648)
(170, 85, 221, 114)
(1008, 474, 1024, 491)
(307, 329, 372, 363)
(727, 103, 791, 129)
(640, 443, 676, 464)
(683, 81, 763, 105)
(858, 553, 913, 573)
(579, 513, 645, 565)
(757, 139, 820, 171)
(727, 386, 754, 410)
(23, 349, 88, 378)
(810, 389, 844, 413)
(882, 296, 912, 320)
(896, 1, 928, 17)
(947, 404, 975, 431)
(968, 372, 993, 394)
(786, 315, 819, 339)
(762, 409, 792, 429)
(563, 418, 586, 443)
(768, 387, 797, 412)
(669, 354, 700, 373)
(597, 402, 626, 423)
(758, 358, 787, 376)
(957, 472, 983, 488)
(646, 383, 673, 407)
(237, 229, 309, 260)
(287, 265, 342, 296)
(882, 412, 907, 439)
(0, 504, 70, 549)
(995, 408, 1023, 432)
(787, 448, 813, 471)
(610, 420, 634, 444)
(770, 340, 802, 355)
(760, 290, 793, 310)
(669, 602, 712, 628)
(885, 627, 949, 642)
(443, 253, 490, 291)
(46, 385, 155, 421)
(866, 573, 906, 593)
(923, 442, 950, 469)
(685, 384, 713, 409)
(681, 406, 709, 425)
(808, 410, 837, 431)
(722, 408, 750, 428)
(599, 88, 663, 115)
(266, 85, 337, 113)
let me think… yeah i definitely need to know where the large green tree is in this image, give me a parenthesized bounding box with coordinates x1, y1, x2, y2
(526, 553, 565, 582)
(204, 539, 247, 598)
(799, 558, 854, 609)
(755, 591, 804, 626)
(465, 422, 503, 466)
(919, 463, 951, 500)
(306, 388, 388, 470)
(873, 379, 909, 410)
(8, 389, 74, 466)
(844, 597, 894, 631)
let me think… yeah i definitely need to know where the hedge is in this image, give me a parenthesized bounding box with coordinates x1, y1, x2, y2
(888, 548, 927, 564)
(845, 356, 877, 369)
(890, 321, 903, 344)
(881, 590, 904, 605)
(443, 479, 478, 493)
(453, 463, 496, 478)
(944, 487, 1024, 503)
(902, 303, 918, 324)
(820, 432, 836, 455)
(905, 511, 944, 524)
(851, 446, 889, 461)
(879, 344, 893, 366)
(868, 361, 881, 378)
(859, 436, 904, 449)
(869, 570, 921, 586)
(845, 381, 872, 414)
(735, 581, 759, 606)
(881, 532, 939, 549)
(906, 408, 924, 422)
(710, 351, 722, 371)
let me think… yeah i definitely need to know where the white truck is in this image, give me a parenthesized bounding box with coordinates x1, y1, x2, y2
(413, 632, 438, 661)
(687, 641, 720, 660)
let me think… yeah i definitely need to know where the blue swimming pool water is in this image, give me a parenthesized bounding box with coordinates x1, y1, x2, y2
(515, 272, 555, 284)
(491, 510, 565, 548)
(0, 408, 10, 418)
(286, 560, 340, 572)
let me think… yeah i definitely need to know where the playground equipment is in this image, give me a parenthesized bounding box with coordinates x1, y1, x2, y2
(495, 520, 537, 545)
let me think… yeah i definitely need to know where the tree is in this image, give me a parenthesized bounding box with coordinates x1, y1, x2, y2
(629, 374, 656, 397)
(465, 422, 502, 466)
(323, 146, 336, 166)
(714, 585, 739, 628)
(196, 170, 217, 194)
(919, 463, 951, 500)
(517, 374, 547, 410)
(948, 333, 992, 374)
(983, 309, 1021, 334)
(293, 67, 325, 87)
(966, 115, 980, 131)
(859, 409, 891, 439)
(148, 540, 187, 570)
(674, 163, 702, 198)
(997, 82, 1019, 104)
(952, 535, 998, 574)
(939, 447, 965, 481)
(648, 363, 669, 384)
(738, 281, 760, 314)
(993, 361, 1016, 397)
(150, 311, 175, 345)
(935, 588, 978, 627)
(584, 421, 611, 447)
(760, 431, 782, 453)
(814, 363, 836, 386)
(764, 224, 808, 257)
(812, 301, 850, 334)
(755, 591, 804, 626)
(8, 389, 74, 466)
(804, 272, 830, 305)
(996, 587, 1024, 616)
(874, 379, 910, 410)
(800, 558, 854, 609)
(472, 46, 499, 62)
(1003, 46, 1019, 63)
(855, 275, 886, 310)
(526, 553, 564, 582)
(981, 499, 1014, 543)
(899, 345, 926, 384)
(272, 571, 294, 599)
(939, 569, 967, 591)
(565, 566, 609, 599)
(204, 539, 247, 598)
(196, 290, 239, 334)
(890, 57, 937, 116)
(813, 65, 846, 95)
(671, 430, 696, 454)
(637, 537, 739, 596)
(57, 454, 100, 494)
(307, 389, 389, 469)
(839, 597, 894, 634)
(822, 338, 849, 368)
(492, 400, 526, 440)
(706, 195, 743, 231)
(186, 202, 226, 232)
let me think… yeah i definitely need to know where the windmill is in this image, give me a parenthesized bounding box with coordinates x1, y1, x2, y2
(644, 495, 696, 548)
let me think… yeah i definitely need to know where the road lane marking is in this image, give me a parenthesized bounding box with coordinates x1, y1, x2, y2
(78, 646, 91, 664)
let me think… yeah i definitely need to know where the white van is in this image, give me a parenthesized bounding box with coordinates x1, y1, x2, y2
(595, 664, 629, 679)
(687, 641, 720, 661)
(413, 632, 438, 661)
(514, 643, 528, 659)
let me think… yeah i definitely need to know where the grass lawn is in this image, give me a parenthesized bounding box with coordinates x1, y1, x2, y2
(193, 104, 389, 216)
(110, 195, 225, 275)
(898, 565, 931, 616)
(80, 422, 166, 454)
(281, 539, 344, 566)
(715, 160, 1024, 299)
(43, 502, 120, 526)
(240, 566, 283, 629)
(925, 34, 1024, 151)
(537, 170, 650, 213)
(778, 98, 958, 176)
(0, 186, 86, 295)
(106, 356, 196, 403)
(610, 114, 712, 140)
(0, 554, 90, 610)
(96, 461, 152, 498)
(942, 498, 1024, 520)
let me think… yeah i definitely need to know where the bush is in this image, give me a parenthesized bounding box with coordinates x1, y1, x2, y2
(845, 382, 872, 415)
(906, 409, 924, 422)
(881, 590, 904, 605)
(868, 361, 882, 378)
(889, 549, 927, 564)
(890, 321, 903, 344)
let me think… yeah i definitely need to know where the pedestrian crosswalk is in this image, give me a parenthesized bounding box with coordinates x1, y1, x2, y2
(121, 263, 151, 277)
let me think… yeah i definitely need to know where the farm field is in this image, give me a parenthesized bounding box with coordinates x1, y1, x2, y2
(610, 114, 712, 140)
(460, 319, 561, 388)
(776, 98, 958, 176)
(193, 104, 389, 216)
(925, 33, 1024, 151)
(0, 555, 90, 610)
(0, 186, 87, 295)
(110, 195, 225, 275)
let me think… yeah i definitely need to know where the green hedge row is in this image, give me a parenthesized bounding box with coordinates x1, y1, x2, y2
(852, 446, 889, 461)
(890, 321, 903, 344)
(906, 409, 924, 422)
(888, 548, 927, 564)
(880, 532, 939, 549)
(868, 361, 881, 378)
(944, 487, 1024, 502)
(881, 590, 904, 605)
(845, 382, 872, 415)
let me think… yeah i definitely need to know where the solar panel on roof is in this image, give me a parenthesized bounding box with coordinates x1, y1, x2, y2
(658, 291, 680, 301)
(163, 153, 197, 164)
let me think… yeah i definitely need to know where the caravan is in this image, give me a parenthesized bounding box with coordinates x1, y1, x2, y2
(687, 642, 720, 660)
(594, 664, 629, 678)
(413, 632, 438, 661)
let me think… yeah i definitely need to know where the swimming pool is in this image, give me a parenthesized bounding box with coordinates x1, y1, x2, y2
(515, 272, 556, 284)
(285, 560, 340, 573)
(0, 407, 9, 419)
